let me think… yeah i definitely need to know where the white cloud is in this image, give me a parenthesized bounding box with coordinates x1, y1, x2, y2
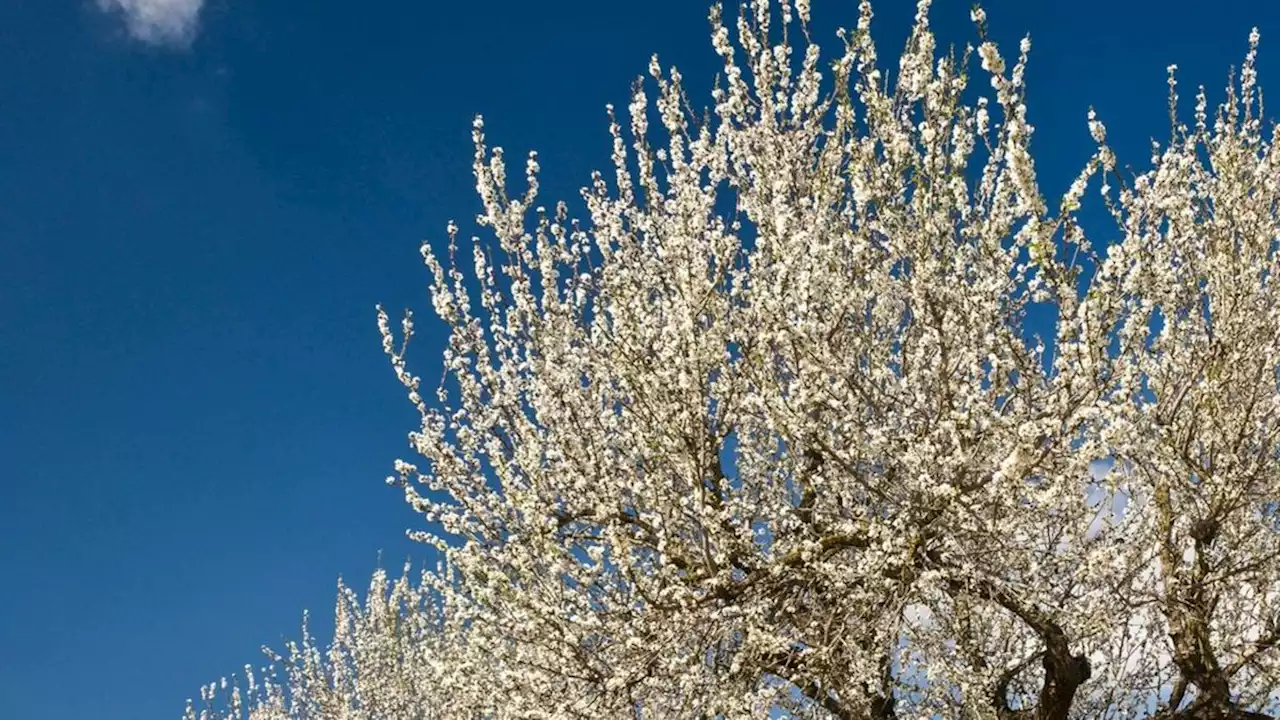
(98, 0, 205, 47)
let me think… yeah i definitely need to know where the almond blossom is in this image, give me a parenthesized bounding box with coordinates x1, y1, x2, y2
(190, 1, 1280, 717)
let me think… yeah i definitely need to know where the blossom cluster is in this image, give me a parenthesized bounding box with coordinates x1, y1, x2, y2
(190, 1, 1280, 717)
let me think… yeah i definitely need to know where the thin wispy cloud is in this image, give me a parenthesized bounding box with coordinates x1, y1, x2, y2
(97, 0, 205, 47)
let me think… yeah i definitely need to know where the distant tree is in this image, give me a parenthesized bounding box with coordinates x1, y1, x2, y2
(188, 1, 1280, 717)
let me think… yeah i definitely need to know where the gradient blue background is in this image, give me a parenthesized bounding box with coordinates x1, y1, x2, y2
(2, 1, 1276, 717)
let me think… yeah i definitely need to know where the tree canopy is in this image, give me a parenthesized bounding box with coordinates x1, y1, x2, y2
(189, 1, 1280, 717)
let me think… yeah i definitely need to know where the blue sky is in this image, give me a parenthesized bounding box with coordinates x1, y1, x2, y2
(1, 1, 1277, 718)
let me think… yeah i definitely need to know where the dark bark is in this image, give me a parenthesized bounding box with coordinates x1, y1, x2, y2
(940, 571, 1090, 720)
(1150, 487, 1275, 720)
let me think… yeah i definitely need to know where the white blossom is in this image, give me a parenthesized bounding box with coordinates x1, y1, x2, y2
(193, 2, 1280, 718)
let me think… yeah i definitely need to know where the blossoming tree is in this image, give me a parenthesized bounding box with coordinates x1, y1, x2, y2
(188, 0, 1280, 717)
